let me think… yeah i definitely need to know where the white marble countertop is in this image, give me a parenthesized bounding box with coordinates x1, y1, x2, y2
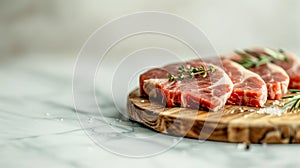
(1, 56, 300, 168)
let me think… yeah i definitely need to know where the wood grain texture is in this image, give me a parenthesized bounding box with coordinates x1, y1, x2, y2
(127, 89, 300, 144)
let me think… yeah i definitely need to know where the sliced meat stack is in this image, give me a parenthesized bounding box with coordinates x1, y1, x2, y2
(226, 53, 290, 100)
(203, 58, 267, 107)
(139, 48, 299, 111)
(269, 53, 300, 89)
(140, 61, 233, 111)
(243, 48, 300, 89)
(248, 63, 289, 100)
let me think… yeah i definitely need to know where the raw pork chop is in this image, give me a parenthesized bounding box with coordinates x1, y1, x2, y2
(140, 61, 233, 111)
(203, 58, 267, 107)
(227, 54, 289, 100)
(269, 53, 300, 89)
(244, 48, 300, 89)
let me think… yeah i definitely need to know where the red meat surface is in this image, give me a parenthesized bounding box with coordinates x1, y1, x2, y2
(227, 54, 289, 100)
(140, 61, 233, 111)
(203, 58, 267, 107)
(272, 53, 300, 89)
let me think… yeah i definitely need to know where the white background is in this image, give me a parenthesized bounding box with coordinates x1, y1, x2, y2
(1, 0, 300, 59)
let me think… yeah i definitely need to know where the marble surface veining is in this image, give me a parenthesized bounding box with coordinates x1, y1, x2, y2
(1, 56, 300, 168)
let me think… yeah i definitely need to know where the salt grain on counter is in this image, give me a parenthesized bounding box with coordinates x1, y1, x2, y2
(272, 99, 286, 107)
(257, 106, 286, 116)
(272, 100, 280, 106)
(237, 143, 250, 150)
(262, 143, 267, 148)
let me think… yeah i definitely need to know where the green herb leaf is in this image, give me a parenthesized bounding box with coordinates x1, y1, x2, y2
(178, 73, 184, 81)
(208, 65, 216, 73)
(168, 64, 216, 81)
(289, 89, 300, 93)
(178, 65, 186, 73)
(283, 89, 300, 112)
(168, 74, 175, 82)
(233, 48, 289, 68)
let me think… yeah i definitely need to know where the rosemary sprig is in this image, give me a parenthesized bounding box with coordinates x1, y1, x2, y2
(283, 89, 300, 112)
(168, 65, 216, 82)
(234, 48, 289, 68)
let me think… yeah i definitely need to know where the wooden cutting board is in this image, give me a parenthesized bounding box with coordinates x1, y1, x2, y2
(127, 89, 300, 144)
